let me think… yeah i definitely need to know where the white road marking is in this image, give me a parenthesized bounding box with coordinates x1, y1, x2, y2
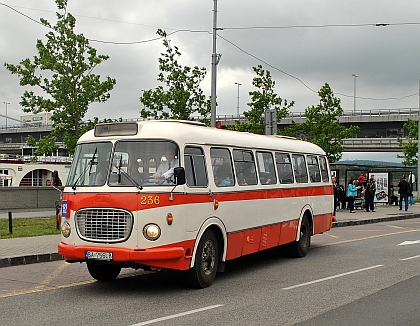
(282, 265, 383, 290)
(130, 304, 224, 326)
(399, 255, 420, 261)
(398, 240, 420, 246)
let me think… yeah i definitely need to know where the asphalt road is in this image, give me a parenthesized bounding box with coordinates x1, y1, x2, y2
(0, 218, 419, 326)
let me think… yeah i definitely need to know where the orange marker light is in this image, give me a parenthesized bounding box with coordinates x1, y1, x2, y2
(213, 199, 219, 210)
(167, 213, 173, 225)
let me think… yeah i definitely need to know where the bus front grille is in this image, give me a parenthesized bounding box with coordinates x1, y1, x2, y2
(75, 208, 133, 243)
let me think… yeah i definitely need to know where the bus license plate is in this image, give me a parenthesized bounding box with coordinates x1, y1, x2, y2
(86, 251, 113, 261)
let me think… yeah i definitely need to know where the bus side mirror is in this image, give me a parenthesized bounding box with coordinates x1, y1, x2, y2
(174, 167, 186, 185)
(53, 170, 59, 186)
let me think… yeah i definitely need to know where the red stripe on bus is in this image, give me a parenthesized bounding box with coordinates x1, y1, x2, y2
(62, 185, 333, 212)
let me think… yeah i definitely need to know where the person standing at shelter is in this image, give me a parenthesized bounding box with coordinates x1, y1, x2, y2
(408, 172, 416, 190)
(369, 174, 376, 192)
(397, 175, 410, 211)
(347, 178, 360, 213)
(408, 172, 416, 205)
(364, 182, 375, 212)
(339, 185, 347, 209)
(332, 176, 340, 215)
(358, 173, 365, 187)
(389, 184, 398, 206)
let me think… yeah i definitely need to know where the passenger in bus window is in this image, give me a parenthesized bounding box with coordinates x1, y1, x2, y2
(121, 160, 143, 185)
(215, 164, 232, 187)
(153, 145, 179, 183)
(94, 156, 109, 185)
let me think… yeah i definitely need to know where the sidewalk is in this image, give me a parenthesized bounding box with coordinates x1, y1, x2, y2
(1, 203, 420, 268)
(0, 208, 56, 219)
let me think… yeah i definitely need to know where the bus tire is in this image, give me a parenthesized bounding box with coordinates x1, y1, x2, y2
(288, 215, 311, 258)
(188, 230, 219, 289)
(87, 263, 121, 282)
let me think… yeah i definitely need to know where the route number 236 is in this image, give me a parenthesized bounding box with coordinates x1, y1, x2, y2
(140, 196, 160, 205)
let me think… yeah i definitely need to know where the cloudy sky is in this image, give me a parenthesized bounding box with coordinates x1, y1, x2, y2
(1, 0, 419, 158)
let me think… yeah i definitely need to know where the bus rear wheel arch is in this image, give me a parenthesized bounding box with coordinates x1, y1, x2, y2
(277, 214, 312, 258)
(289, 214, 312, 258)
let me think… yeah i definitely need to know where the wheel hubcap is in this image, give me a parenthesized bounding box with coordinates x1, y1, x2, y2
(201, 240, 215, 275)
(300, 225, 307, 249)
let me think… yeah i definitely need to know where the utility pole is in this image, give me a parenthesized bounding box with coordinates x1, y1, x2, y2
(210, 0, 221, 127)
(3, 102, 10, 128)
(235, 82, 241, 117)
(352, 74, 358, 114)
(418, 79, 420, 199)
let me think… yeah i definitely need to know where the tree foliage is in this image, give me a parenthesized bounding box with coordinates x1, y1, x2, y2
(397, 118, 418, 166)
(281, 83, 359, 163)
(140, 29, 211, 123)
(228, 65, 294, 134)
(4, 0, 116, 155)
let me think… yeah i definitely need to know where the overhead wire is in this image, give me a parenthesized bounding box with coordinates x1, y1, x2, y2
(1, 2, 419, 102)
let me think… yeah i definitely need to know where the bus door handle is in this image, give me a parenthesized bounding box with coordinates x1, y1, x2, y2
(209, 189, 214, 199)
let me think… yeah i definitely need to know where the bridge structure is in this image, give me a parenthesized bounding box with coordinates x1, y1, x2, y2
(216, 108, 419, 152)
(0, 108, 418, 156)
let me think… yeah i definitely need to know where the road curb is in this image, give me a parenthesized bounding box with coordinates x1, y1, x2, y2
(333, 213, 420, 227)
(1, 213, 420, 268)
(0, 253, 63, 268)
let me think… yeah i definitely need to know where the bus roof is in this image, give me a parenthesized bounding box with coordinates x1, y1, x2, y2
(78, 120, 326, 155)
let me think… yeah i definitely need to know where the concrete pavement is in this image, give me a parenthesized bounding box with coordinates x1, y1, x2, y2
(1, 203, 420, 268)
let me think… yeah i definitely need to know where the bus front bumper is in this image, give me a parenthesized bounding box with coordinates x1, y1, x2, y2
(58, 241, 192, 270)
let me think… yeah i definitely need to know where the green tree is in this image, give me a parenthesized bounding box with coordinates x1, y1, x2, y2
(229, 65, 294, 134)
(4, 0, 116, 155)
(397, 118, 418, 166)
(140, 29, 211, 123)
(282, 83, 359, 163)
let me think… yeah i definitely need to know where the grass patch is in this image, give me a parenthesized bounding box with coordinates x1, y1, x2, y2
(0, 217, 60, 239)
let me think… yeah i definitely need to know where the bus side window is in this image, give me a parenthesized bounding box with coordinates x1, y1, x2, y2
(319, 156, 330, 182)
(256, 151, 277, 185)
(292, 154, 308, 183)
(210, 147, 235, 187)
(275, 152, 294, 184)
(233, 149, 257, 186)
(307, 155, 321, 182)
(184, 146, 208, 187)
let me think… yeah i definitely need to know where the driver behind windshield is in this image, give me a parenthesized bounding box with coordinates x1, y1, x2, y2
(153, 145, 179, 184)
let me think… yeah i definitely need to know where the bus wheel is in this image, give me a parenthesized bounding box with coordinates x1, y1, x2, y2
(87, 263, 121, 282)
(288, 215, 311, 258)
(188, 230, 219, 288)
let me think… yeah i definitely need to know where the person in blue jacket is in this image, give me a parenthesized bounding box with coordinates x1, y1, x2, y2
(215, 164, 232, 187)
(347, 178, 361, 213)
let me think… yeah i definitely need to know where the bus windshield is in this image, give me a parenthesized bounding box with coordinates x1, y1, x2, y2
(111, 140, 179, 186)
(66, 142, 112, 187)
(66, 140, 179, 187)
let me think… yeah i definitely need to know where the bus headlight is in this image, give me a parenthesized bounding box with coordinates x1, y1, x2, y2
(61, 222, 71, 238)
(143, 224, 161, 241)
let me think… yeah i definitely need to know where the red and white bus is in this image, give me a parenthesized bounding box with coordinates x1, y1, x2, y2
(57, 120, 334, 288)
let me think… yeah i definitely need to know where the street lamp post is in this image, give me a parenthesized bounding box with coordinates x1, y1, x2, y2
(235, 82, 242, 117)
(352, 74, 358, 114)
(141, 89, 145, 110)
(3, 102, 10, 128)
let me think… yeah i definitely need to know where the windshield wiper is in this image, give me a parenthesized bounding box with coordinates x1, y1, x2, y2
(116, 155, 143, 191)
(72, 148, 98, 190)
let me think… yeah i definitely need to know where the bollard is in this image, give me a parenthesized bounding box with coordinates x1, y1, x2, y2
(55, 200, 61, 230)
(8, 211, 12, 234)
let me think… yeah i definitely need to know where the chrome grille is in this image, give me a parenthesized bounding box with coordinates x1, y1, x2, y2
(75, 208, 133, 243)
